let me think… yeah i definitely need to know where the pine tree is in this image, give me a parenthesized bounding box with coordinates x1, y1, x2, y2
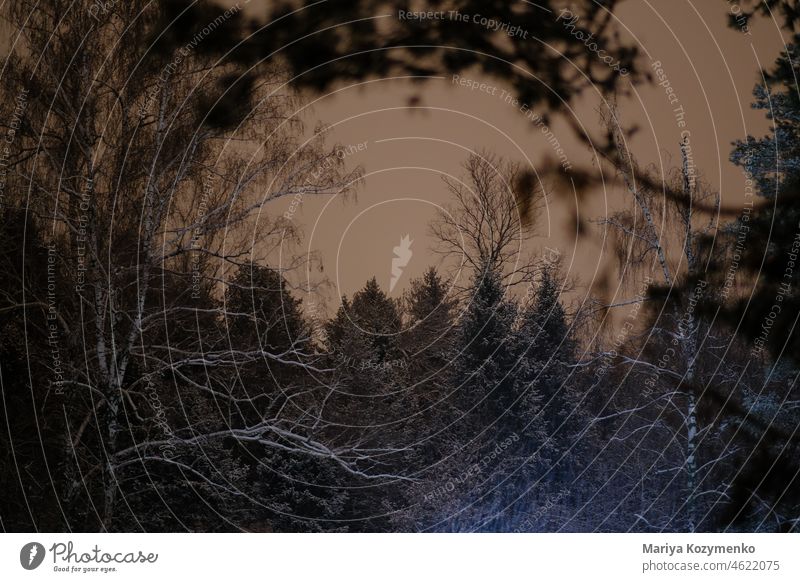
(325, 277, 403, 399)
(221, 263, 349, 531)
(719, 40, 800, 530)
(726, 39, 800, 360)
(348, 276, 403, 362)
(402, 268, 458, 406)
(225, 262, 311, 389)
(321, 278, 407, 530)
(389, 268, 459, 473)
(455, 261, 518, 434)
(518, 266, 577, 447)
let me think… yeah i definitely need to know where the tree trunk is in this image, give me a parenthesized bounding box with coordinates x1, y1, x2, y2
(101, 391, 121, 531)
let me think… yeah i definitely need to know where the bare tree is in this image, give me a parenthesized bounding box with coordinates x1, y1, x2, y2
(586, 104, 732, 531)
(430, 152, 544, 291)
(0, 0, 406, 530)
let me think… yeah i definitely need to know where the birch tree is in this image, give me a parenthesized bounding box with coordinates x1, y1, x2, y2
(588, 105, 731, 531)
(0, 0, 387, 530)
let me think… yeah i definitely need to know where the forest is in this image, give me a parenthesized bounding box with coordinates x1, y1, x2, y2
(0, 0, 799, 533)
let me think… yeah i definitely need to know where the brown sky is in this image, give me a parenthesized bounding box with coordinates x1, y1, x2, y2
(248, 0, 789, 315)
(10, 1, 784, 314)
(2, 1, 785, 311)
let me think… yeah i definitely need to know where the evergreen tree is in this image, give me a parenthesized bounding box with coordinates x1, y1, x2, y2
(402, 268, 458, 411)
(390, 268, 459, 472)
(517, 266, 577, 449)
(724, 39, 800, 360)
(221, 263, 350, 531)
(322, 278, 406, 530)
(0, 209, 69, 530)
(325, 277, 403, 399)
(225, 262, 311, 389)
(718, 40, 800, 530)
(455, 261, 518, 437)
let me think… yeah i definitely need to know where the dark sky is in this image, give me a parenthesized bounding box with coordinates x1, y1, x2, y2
(240, 1, 786, 314)
(12, 0, 782, 312)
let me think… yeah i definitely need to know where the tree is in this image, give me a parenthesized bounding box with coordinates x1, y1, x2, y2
(400, 267, 458, 426)
(455, 262, 519, 429)
(587, 105, 733, 531)
(410, 154, 554, 532)
(406, 259, 522, 532)
(517, 266, 579, 468)
(325, 277, 403, 400)
(0, 0, 369, 531)
(725, 41, 800, 360)
(431, 153, 541, 291)
(0, 209, 69, 530)
(319, 278, 415, 530)
(151, 0, 639, 131)
(709, 40, 800, 531)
